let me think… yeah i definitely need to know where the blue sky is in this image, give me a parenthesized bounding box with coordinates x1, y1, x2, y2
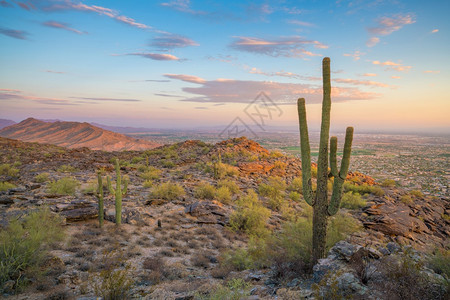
(0, 0, 449, 132)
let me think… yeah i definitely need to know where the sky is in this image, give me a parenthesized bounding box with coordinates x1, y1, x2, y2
(0, 0, 449, 133)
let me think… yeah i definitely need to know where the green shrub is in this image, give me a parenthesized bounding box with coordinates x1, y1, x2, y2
(410, 190, 424, 198)
(258, 176, 286, 198)
(288, 177, 302, 193)
(34, 172, 50, 183)
(220, 249, 253, 271)
(381, 179, 396, 187)
(289, 191, 301, 202)
(270, 151, 283, 158)
(0, 207, 65, 293)
(340, 192, 366, 209)
(161, 159, 175, 168)
(150, 182, 185, 200)
(0, 181, 16, 192)
(195, 183, 216, 199)
(229, 190, 270, 237)
(400, 194, 413, 205)
(326, 212, 361, 250)
(0, 164, 19, 177)
(215, 186, 232, 204)
(216, 163, 239, 178)
(82, 179, 97, 194)
(57, 164, 77, 173)
(343, 182, 384, 196)
(311, 165, 318, 178)
(48, 177, 79, 195)
(143, 180, 153, 188)
(217, 179, 240, 195)
(428, 249, 450, 279)
(198, 278, 251, 300)
(139, 167, 161, 180)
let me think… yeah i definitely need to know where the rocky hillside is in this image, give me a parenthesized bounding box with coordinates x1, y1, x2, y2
(0, 136, 448, 299)
(0, 118, 160, 151)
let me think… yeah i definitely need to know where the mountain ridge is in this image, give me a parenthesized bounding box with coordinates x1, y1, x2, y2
(0, 118, 160, 151)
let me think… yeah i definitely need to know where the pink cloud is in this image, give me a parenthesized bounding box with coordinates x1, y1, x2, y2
(333, 78, 389, 88)
(343, 50, 365, 61)
(372, 60, 412, 72)
(42, 21, 86, 34)
(164, 74, 206, 84)
(366, 14, 415, 47)
(127, 53, 180, 61)
(362, 73, 377, 77)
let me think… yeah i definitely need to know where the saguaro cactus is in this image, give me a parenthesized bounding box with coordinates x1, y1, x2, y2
(108, 159, 128, 225)
(96, 171, 104, 228)
(297, 57, 354, 264)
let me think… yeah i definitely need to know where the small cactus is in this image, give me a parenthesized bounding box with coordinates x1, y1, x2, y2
(96, 171, 104, 228)
(108, 159, 128, 226)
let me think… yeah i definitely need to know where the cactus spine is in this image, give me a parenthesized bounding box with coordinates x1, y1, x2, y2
(108, 159, 128, 226)
(97, 172, 104, 228)
(297, 57, 354, 264)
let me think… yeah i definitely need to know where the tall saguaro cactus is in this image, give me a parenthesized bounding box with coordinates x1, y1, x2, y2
(108, 159, 128, 226)
(297, 57, 354, 264)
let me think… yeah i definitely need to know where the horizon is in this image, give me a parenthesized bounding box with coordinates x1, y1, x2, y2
(1, 0, 449, 133)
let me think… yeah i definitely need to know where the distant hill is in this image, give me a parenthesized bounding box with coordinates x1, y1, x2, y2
(0, 119, 16, 130)
(0, 118, 161, 151)
(90, 122, 156, 134)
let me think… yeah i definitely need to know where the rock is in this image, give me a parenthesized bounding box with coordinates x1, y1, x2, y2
(386, 242, 401, 253)
(0, 196, 13, 205)
(335, 272, 368, 296)
(61, 207, 97, 222)
(185, 201, 228, 225)
(330, 241, 362, 261)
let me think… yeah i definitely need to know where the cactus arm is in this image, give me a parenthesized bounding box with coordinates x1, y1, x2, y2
(114, 158, 122, 225)
(97, 172, 104, 228)
(122, 176, 128, 196)
(330, 136, 338, 177)
(297, 98, 314, 206)
(328, 127, 354, 216)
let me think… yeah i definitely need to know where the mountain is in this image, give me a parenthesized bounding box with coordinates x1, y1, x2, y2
(90, 122, 156, 134)
(0, 119, 16, 130)
(0, 118, 160, 151)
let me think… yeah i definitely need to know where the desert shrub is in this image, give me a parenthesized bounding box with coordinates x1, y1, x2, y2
(274, 160, 287, 170)
(198, 278, 251, 300)
(161, 159, 175, 168)
(82, 179, 97, 194)
(217, 179, 240, 195)
(34, 172, 50, 183)
(143, 180, 153, 188)
(381, 179, 397, 187)
(91, 251, 134, 300)
(0, 163, 19, 177)
(258, 176, 286, 198)
(270, 151, 283, 158)
(289, 191, 301, 202)
(220, 248, 253, 271)
(410, 189, 424, 198)
(375, 248, 448, 300)
(288, 177, 302, 193)
(48, 177, 79, 195)
(216, 163, 239, 178)
(195, 183, 216, 199)
(57, 164, 77, 173)
(311, 165, 318, 178)
(215, 186, 232, 204)
(139, 167, 161, 180)
(143, 257, 166, 283)
(0, 181, 16, 192)
(400, 194, 413, 205)
(340, 192, 366, 209)
(229, 190, 270, 237)
(429, 249, 450, 279)
(150, 182, 185, 200)
(343, 182, 384, 196)
(326, 212, 361, 250)
(0, 207, 65, 293)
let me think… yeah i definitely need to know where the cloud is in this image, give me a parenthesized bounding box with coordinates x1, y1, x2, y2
(0, 89, 76, 105)
(366, 14, 415, 47)
(366, 37, 380, 47)
(343, 50, 365, 61)
(362, 73, 377, 77)
(194, 106, 208, 109)
(0, 26, 29, 40)
(164, 74, 206, 84)
(44, 70, 65, 74)
(431, 29, 439, 33)
(0, 0, 13, 7)
(160, 0, 206, 15)
(167, 74, 380, 104)
(372, 60, 412, 72)
(287, 20, 316, 27)
(391, 76, 401, 79)
(333, 78, 389, 88)
(154, 93, 182, 98)
(424, 70, 440, 74)
(127, 53, 180, 61)
(150, 33, 198, 50)
(42, 20, 86, 34)
(12, 0, 153, 30)
(230, 36, 327, 58)
(248, 67, 321, 81)
(70, 97, 141, 102)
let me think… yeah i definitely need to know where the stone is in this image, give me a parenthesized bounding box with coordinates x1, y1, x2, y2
(386, 242, 401, 253)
